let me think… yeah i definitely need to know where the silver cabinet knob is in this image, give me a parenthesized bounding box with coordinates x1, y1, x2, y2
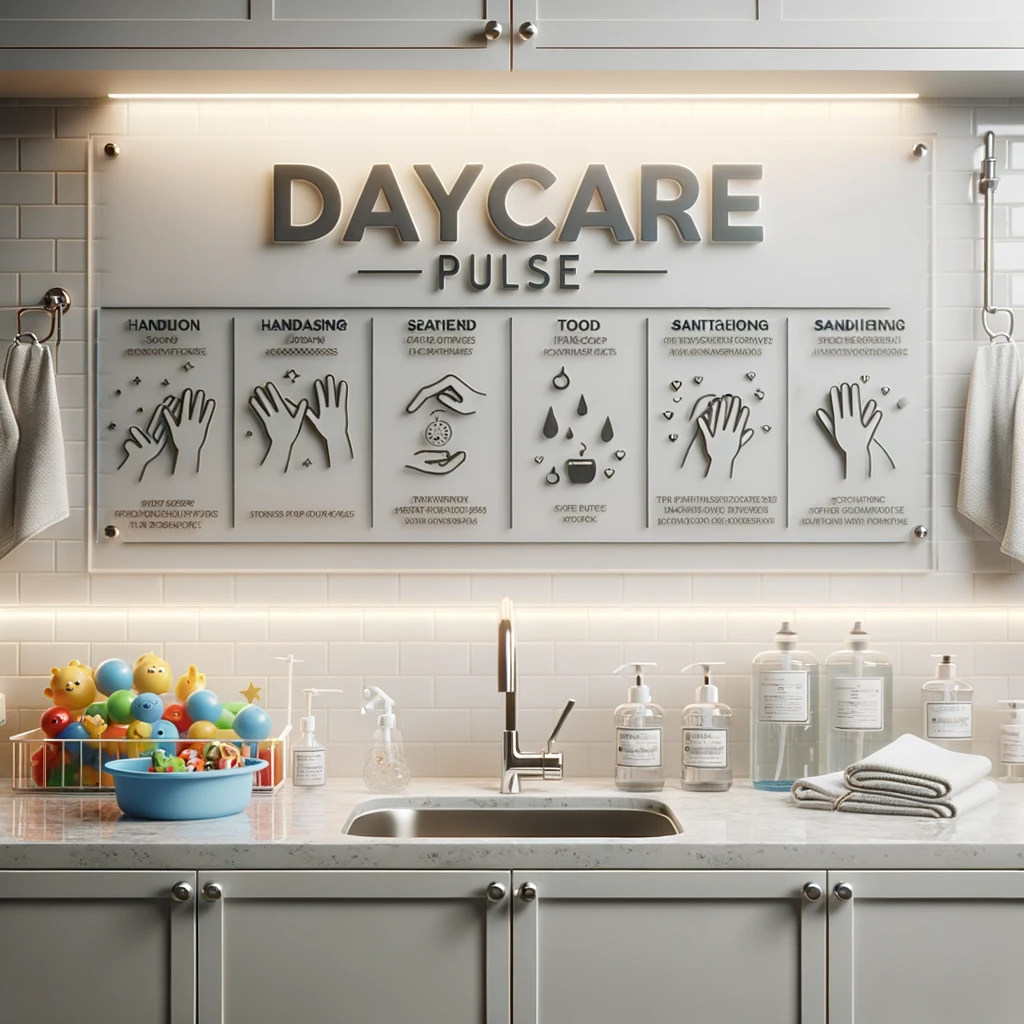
(834, 882, 854, 902)
(519, 882, 538, 902)
(202, 881, 223, 902)
(486, 882, 507, 902)
(483, 20, 503, 41)
(802, 882, 823, 902)
(518, 21, 538, 40)
(170, 881, 193, 902)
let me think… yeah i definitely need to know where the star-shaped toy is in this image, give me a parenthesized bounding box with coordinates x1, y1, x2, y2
(239, 681, 262, 705)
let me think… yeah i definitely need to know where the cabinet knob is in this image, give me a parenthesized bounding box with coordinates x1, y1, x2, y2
(834, 882, 854, 902)
(519, 882, 538, 902)
(170, 881, 193, 903)
(802, 882, 823, 902)
(486, 882, 507, 902)
(202, 881, 223, 902)
(483, 20, 503, 41)
(518, 21, 538, 40)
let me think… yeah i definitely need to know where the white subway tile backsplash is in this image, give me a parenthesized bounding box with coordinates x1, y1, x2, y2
(400, 642, 469, 676)
(165, 575, 234, 605)
(364, 609, 433, 642)
(330, 641, 399, 676)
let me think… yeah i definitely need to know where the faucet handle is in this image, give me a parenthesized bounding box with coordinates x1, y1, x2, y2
(544, 699, 576, 762)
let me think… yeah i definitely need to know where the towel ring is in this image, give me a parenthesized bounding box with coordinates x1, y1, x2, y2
(988, 331, 1015, 345)
(983, 306, 1015, 343)
(16, 305, 56, 343)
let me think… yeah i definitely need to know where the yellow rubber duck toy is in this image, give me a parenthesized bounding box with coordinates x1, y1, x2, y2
(175, 664, 207, 703)
(44, 661, 97, 714)
(133, 653, 173, 695)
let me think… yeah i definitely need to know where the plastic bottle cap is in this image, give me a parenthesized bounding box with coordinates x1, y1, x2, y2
(300, 715, 315, 733)
(931, 654, 955, 680)
(775, 621, 798, 650)
(614, 662, 655, 706)
(379, 713, 396, 728)
(846, 621, 870, 650)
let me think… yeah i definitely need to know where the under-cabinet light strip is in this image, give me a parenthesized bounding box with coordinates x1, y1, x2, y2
(108, 92, 919, 101)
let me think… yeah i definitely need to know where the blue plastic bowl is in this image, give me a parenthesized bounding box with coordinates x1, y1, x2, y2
(104, 757, 268, 820)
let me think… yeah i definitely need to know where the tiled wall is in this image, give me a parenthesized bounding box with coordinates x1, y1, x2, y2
(1, 97, 1024, 778)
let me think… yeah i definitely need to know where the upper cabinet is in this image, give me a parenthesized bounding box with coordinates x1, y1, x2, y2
(511, 0, 1024, 70)
(0, 0, 511, 70)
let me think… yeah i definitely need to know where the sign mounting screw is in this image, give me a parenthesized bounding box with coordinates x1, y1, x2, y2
(104, 142, 120, 157)
(913, 525, 928, 540)
(912, 143, 929, 158)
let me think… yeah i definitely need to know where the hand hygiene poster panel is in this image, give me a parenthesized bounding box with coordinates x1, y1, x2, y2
(92, 132, 930, 549)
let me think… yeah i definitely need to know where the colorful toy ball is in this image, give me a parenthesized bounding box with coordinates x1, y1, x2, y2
(40, 707, 73, 738)
(133, 653, 173, 695)
(232, 703, 273, 742)
(214, 709, 236, 731)
(162, 702, 191, 730)
(94, 658, 134, 696)
(174, 664, 207, 703)
(149, 720, 180, 756)
(84, 700, 109, 723)
(45, 660, 97, 713)
(187, 720, 219, 741)
(106, 689, 136, 725)
(131, 693, 164, 724)
(185, 689, 223, 724)
(58, 721, 90, 761)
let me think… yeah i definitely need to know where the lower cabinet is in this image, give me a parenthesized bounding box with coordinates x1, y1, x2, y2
(827, 870, 1024, 1024)
(195, 870, 510, 1024)
(511, 870, 827, 1024)
(0, 870, 197, 1024)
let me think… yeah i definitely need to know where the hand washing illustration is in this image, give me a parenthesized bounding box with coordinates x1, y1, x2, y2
(118, 389, 216, 481)
(815, 381, 895, 480)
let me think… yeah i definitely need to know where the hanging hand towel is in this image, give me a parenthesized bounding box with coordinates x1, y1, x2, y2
(1001, 367, 1024, 560)
(0, 371, 19, 559)
(957, 340, 1021, 541)
(844, 733, 992, 799)
(0, 338, 68, 560)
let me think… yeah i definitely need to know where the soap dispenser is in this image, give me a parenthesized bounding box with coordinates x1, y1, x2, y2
(680, 662, 732, 792)
(613, 662, 664, 792)
(361, 686, 410, 793)
(292, 687, 345, 788)
(751, 622, 819, 791)
(825, 622, 893, 772)
(998, 700, 1024, 783)
(921, 655, 973, 752)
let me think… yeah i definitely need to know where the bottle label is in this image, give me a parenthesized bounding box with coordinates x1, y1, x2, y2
(616, 727, 663, 768)
(682, 728, 728, 769)
(757, 670, 809, 723)
(293, 748, 326, 784)
(925, 701, 973, 740)
(1001, 724, 1024, 764)
(831, 677, 884, 731)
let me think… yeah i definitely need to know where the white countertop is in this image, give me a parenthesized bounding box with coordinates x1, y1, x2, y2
(3, 778, 1024, 871)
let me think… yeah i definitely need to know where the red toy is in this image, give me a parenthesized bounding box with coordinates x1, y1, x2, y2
(40, 707, 73, 738)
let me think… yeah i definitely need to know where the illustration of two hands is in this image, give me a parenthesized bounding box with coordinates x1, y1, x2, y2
(404, 374, 484, 476)
(250, 375, 353, 473)
(119, 389, 216, 482)
(815, 382, 893, 480)
(681, 394, 754, 480)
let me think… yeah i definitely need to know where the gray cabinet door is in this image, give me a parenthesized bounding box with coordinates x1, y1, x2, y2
(828, 870, 1024, 1024)
(0, 0, 510, 67)
(512, 0, 1024, 70)
(0, 870, 197, 1024)
(197, 870, 511, 1024)
(510, 870, 826, 1024)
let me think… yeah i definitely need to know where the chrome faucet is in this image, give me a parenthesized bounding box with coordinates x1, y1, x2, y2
(498, 597, 576, 793)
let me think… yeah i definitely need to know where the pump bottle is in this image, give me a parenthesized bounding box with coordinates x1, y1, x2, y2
(613, 662, 664, 792)
(680, 662, 732, 792)
(361, 686, 410, 793)
(921, 655, 973, 752)
(825, 622, 893, 772)
(751, 622, 819, 790)
(292, 687, 345, 787)
(998, 700, 1024, 782)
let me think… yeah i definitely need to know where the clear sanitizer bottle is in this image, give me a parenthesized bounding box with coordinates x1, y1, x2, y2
(751, 622, 819, 791)
(613, 661, 664, 792)
(361, 686, 410, 793)
(998, 700, 1024, 783)
(681, 662, 732, 792)
(921, 655, 973, 752)
(825, 622, 893, 773)
(292, 687, 346, 788)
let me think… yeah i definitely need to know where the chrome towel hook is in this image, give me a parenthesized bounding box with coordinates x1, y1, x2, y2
(980, 130, 1015, 344)
(4, 286, 71, 372)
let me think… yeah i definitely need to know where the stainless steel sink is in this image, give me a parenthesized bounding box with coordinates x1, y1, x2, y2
(343, 801, 682, 839)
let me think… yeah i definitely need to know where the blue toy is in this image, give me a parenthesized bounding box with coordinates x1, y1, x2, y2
(185, 689, 223, 724)
(94, 658, 134, 696)
(232, 703, 273, 742)
(149, 720, 180, 756)
(57, 721, 90, 762)
(131, 692, 164, 724)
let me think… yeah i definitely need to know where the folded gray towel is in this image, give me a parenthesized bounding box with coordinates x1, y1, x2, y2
(0, 375, 18, 558)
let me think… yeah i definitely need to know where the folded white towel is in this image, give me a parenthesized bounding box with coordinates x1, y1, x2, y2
(844, 733, 992, 799)
(792, 771, 997, 818)
(957, 341, 1021, 541)
(0, 375, 19, 558)
(1, 339, 68, 560)
(792, 735, 997, 818)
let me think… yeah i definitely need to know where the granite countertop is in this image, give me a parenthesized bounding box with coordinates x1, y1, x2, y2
(3, 778, 1024, 871)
